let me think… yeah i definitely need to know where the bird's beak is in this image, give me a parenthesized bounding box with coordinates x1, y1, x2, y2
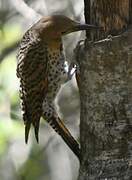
(72, 23, 102, 32)
(62, 23, 102, 35)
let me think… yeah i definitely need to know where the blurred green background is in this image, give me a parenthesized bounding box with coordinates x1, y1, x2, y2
(0, 0, 85, 179)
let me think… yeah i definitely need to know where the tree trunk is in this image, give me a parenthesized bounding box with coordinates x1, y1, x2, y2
(77, 1, 132, 179)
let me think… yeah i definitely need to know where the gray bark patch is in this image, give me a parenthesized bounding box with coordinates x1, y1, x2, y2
(77, 28, 132, 179)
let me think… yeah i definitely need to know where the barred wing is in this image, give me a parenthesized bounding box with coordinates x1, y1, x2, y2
(17, 33, 48, 143)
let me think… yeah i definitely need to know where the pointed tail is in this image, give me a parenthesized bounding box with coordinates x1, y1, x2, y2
(45, 115, 80, 160)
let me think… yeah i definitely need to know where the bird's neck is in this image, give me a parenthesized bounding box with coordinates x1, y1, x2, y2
(47, 40, 62, 50)
(31, 27, 62, 51)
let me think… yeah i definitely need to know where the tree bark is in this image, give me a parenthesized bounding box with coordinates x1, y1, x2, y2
(85, 0, 130, 40)
(77, 1, 132, 179)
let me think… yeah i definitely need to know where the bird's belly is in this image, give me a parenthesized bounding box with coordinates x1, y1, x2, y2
(46, 61, 67, 101)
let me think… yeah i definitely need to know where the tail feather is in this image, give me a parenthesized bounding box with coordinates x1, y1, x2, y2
(34, 121, 40, 143)
(25, 122, 31, 144)
(46, 115, 80, 160)
(24, 111, 41, 144)
(25, 121, 40, 144)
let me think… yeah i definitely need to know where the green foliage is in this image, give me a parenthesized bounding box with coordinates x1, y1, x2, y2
(0, 24, 50, 180)
(0, 24, 23, 155)
(0, 120, 23, 155)
(0, 24, 21, 50)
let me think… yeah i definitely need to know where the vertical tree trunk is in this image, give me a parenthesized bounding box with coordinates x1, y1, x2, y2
(77, 1, 132, 179)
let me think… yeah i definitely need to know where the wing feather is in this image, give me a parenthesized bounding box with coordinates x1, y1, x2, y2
(17, 31, 48, 143)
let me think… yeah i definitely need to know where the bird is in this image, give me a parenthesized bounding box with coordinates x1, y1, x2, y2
(16, 15, 100, 160)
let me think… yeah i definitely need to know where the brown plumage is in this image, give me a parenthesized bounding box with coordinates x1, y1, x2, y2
(16, 15, 100, 159)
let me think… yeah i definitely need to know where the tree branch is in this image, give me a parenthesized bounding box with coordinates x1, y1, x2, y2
(10, 0, 42, 22)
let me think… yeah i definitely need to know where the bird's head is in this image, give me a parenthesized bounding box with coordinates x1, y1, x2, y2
(33, 15, 100, 47)
(34, 15, 101, 38)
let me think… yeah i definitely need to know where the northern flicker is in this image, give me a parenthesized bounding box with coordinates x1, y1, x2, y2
(16, 15, 100, 159)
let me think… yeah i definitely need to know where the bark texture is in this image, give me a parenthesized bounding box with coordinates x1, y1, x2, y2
(77, 28, 132, 179)
(84, 0, 130, 40)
